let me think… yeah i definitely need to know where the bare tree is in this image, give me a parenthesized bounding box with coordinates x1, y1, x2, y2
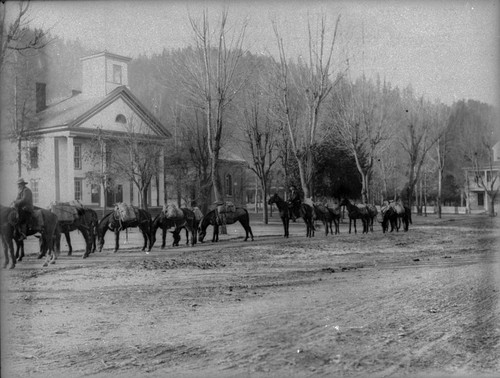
(330, 75, 394, 203)
(453, 100, 498, 216)
(84, 126, 117, 214)
(272, 15, 344, 199)
(0, 0, 48, 74)
(172, 9, 247, 206)
(399, 88, 441, 212)
(240, 69, 280, 223)
(1, 1, 49, 174)
(429, 103, 452, 218)
(86, 118, 166, 211)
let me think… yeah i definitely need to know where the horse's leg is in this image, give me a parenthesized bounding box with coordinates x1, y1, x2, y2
(82, 228, 91, 258)
(140, 227, 148, 251)
(2, 236, 15, 269)
(185, 228, 189, 245)
(212, 225, 218, 242)
(114, 230, 120, 252)
(161, 227, 167, 249)
(65, 231, 72, 256)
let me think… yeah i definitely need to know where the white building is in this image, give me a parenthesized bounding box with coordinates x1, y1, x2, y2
(0, 51, 171, 210)
(463, 141, 500, 214)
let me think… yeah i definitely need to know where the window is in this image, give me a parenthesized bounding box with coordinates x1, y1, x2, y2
(477, 192, 484, 207)
(74, 179, 83, 201)
(74, 144, 82, 170)
(91, 184, 100, 204)
(113, 64, 122, 84)
(31, 179, 39, 204)
(115, 114, 126, 124)
(29, 146, 38, 169)
(225, 174, 233, 196)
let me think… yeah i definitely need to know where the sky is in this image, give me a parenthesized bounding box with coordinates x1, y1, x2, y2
(7, 0, 500, 106)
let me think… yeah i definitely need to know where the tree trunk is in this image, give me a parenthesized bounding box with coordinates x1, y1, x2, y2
(437, 168, 443, 218)
(141, 187, 148, 210)
(261, 180, 269, 224)
(488, 193, 496, 217)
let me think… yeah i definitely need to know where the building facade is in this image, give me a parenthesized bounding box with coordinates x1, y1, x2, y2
(463, 141, 500, 214)
(0, 51, 171, 209)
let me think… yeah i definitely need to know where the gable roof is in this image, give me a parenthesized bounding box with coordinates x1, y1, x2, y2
(34, 86, 171, 138)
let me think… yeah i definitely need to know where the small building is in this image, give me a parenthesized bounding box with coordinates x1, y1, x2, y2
(0, 51, 171, 209)
(463, 141, 500, 214)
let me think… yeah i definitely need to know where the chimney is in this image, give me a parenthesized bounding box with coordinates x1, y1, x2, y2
(35, 82, 47, 113)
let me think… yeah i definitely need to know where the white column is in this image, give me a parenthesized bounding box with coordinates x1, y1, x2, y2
(158, 149, 165, 205)
(66, 136, 75, 201)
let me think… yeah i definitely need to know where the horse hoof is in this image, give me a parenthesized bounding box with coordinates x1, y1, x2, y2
(9, 264, 15, 269)
(113, 250, 118, 253)
(42, 262, 48, 267)
(50, 260, 55, 264)
(37, 254, 45, 259)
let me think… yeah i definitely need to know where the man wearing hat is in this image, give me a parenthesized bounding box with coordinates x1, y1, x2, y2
(13, 178, 34, 240)
(287, 185, 302, 221)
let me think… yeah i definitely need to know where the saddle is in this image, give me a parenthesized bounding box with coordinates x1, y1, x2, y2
(216, 201, 235, 214)
(114, 203, 137, 223)
(192, 207, 203, 222)
(51, 202, 79, 222)
(163, 203, 184, 219)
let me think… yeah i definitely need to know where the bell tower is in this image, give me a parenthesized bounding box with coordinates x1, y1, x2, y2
(80, 51, 131, 97)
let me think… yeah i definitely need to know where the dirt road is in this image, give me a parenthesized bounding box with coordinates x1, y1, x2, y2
(1, 214, 499, 377)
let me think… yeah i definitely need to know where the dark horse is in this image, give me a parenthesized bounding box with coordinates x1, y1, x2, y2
(55, 205, 98, 258)
(151, 207, 199, 248)
(291, 200, 316, 238)
(97, 207, 152, 253)
(340, 199, 369, 234)
(1, 205, 61, 267)
(1, 205, 19, 269)
(268, 193, 291, 238)
(198, 207, 254, 243)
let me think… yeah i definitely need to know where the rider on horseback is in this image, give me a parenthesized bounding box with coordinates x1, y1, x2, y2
(287, 185, 301, 221)
(13, 178, 34, 241)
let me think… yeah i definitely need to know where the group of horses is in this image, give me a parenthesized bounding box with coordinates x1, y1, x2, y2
(1, 194, 411, 269)
(1, 202, 254, 269)
(268, 194, 412, 238)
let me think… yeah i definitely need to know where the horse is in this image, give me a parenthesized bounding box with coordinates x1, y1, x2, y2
(1, 205, 61, 267)
(53, 204, 98, 258)
(97, 206, 152, 253)
(365, 204, 378, 232)
(1, 205, 18, 269)
(390, 201, 412, 232)
(313, 203, 335, 236)
(151, 207, 199, 248)
(289, 200, 316, 238)
(380, 203, 398, 233)
(268, 193, 291, 238)
(198, 207, 254, 243)
(327, 203, 341, 234)
(339, 199, 369, 234)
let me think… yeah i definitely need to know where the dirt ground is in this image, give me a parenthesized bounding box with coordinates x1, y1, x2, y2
(1, 213, 499, 378)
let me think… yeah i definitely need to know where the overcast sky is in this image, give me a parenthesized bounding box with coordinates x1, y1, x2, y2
(10, 0, 500, 106)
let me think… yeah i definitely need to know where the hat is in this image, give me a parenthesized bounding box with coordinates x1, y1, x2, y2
(17, 178, 28, 185)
